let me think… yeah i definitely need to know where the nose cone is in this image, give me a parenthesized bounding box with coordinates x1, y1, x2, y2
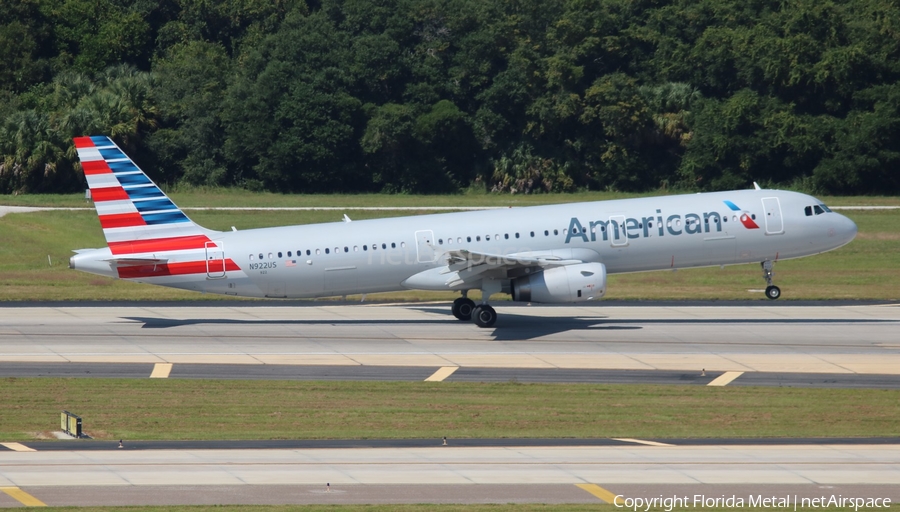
(833, 213, 857, 248)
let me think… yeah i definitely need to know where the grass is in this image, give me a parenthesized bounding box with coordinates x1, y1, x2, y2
(2, 379, 898, 441)
(0, 207, 897, 301)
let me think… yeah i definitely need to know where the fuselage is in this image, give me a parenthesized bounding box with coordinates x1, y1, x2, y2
(72, 189, 857, 299)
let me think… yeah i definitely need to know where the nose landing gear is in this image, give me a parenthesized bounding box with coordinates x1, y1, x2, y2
(762, 260, 781, 300)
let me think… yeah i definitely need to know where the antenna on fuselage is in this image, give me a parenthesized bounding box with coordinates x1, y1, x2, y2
(753, 182, 762, 190)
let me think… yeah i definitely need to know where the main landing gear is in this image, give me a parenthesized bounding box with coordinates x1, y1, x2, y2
(761, 260, 781, 300)
(452, 296, 476, 320)
(452, 283, 500, 328)
(471, 304, 497, 328)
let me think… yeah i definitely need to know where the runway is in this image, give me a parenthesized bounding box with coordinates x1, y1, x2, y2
(1, 444, 898, 506)
(2, 302, 900, 506)
(1, 302, 899, 385)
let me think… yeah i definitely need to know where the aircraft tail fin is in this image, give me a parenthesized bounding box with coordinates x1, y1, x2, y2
(73, 136, 216, 256)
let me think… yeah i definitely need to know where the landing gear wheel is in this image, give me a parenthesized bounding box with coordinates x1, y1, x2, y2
(452, 297, 476, 320)
(765, 285, 781, 300)
(472, 305, 497, 328)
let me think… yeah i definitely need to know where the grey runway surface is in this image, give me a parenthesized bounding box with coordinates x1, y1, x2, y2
(1, 301, 899, 385)
(3, 302, 900, 506)
(1, 444, 898, 506)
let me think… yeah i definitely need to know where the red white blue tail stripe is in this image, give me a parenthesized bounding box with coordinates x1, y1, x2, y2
(74, 135, 209, 250)
(74, 136, 242, 280)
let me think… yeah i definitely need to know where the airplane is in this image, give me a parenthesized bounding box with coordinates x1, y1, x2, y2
(69, 135, 858, 327)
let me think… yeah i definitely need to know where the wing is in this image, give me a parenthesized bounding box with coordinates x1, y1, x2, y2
(402, 248, 601, 290)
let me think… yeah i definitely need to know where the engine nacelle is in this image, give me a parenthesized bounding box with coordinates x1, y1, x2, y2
(510, 262, 607, 303)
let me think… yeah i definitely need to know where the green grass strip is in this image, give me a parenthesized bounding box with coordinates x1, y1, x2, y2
(3, 379, 898, 441)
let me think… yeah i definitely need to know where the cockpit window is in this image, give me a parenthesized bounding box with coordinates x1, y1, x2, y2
(813, 205, 825, 215)
(820, 204, 832, 213)
(804, 206, 813, 217)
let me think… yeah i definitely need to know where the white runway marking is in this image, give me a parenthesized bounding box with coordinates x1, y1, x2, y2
(708, 371, 745, 386)
(0, 443, 36, 452)
(150, 363, 173, 378)
(425, 366, 459, 382)
(612, 438, 675, 447)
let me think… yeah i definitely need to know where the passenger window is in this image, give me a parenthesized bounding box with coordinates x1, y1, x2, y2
(315, 249, 320, 255)
(544, 230, 549, 236)
(805, 206, 813, 216)
(476, 236, 481, 241)
(401, 242, 406, 248)
(268, 253, 273, 259)
(325, 248, 330, 254)
(457, 237, 462, 244)
(391, 243, 396, 248)
(382, 243, 387, 249)
(344, 247, 349, 252)
(353, 246, 358, 252)
(438, 239, 443, 245)
(467, 236, 472, 242)
(530, 231, 535, 237)
(554, 229, 558, 235)
(514, 233, 519, 238)
(306, 250, 311, 256)
(485, 235, 490, 241)
(278, 252, 283, 258)
(363, 245, 368, 251)
(259, 253, 264, 260)
(249, 254, 255, 261)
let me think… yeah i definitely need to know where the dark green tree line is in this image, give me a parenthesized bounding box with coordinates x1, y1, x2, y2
(1, 0, 899, 194)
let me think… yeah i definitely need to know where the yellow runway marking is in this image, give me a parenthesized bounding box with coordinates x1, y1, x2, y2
(708, 371, 744, 386)
(612, 438, 675, 447)
(1, 487, 46, 507)
(576, 483, 619, 504)
(149, 363, 173, 379)
(0, 443, 35, 452)
(424, 366, 459, 381)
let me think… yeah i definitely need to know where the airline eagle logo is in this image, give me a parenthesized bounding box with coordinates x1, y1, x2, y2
(723, 200, 759, 229)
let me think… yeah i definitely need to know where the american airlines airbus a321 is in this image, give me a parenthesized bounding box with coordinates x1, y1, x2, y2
(69, 136, 857, 327)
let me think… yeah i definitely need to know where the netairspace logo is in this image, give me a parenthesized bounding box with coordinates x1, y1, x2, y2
(613, 494, 892, 511)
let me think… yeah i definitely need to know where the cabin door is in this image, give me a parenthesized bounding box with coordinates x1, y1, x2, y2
(761, 197, 784, 235)
(205, 241, 226, 278)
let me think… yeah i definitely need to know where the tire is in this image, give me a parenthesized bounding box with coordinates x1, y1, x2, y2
(765, 285, 781, 300)
(472, 304, 497, 328)
(452, 297, 475, 321)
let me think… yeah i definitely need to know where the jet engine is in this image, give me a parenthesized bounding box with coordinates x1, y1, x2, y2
(510, 262, 606, 303)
